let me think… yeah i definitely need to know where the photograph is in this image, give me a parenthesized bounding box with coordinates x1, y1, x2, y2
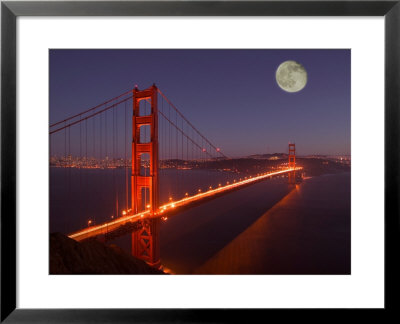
(49, 49, 351, 275)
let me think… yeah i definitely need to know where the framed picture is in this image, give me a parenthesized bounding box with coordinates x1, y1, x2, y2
(1, 0, 399, 322)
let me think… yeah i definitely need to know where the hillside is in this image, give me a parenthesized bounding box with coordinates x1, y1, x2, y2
(50, 232, 165, 274)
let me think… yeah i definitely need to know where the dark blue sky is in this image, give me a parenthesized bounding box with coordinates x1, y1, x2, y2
(50, 49, 350, 156)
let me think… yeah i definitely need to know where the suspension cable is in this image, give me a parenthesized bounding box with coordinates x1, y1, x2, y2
(157, 88, 228, 159)
(50, 89, 133, 128)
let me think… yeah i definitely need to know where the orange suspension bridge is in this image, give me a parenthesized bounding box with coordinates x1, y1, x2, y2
(50, 84, 301, 267)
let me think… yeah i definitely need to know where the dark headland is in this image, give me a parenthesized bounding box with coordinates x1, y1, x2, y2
(50, 232, 165, 274)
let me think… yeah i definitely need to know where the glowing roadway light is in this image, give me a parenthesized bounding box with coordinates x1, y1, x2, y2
(69, 167, 302, 242)
(155, 167, 303, 214)
(69, 209, 151, 240)
(146, 204, 150, 209)
(122, 210, 126, 216)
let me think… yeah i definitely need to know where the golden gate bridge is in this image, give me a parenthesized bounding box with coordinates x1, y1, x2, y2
(50, 84, 301, 268)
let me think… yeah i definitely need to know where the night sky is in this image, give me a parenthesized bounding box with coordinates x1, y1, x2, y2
(50, 49, 350, 157)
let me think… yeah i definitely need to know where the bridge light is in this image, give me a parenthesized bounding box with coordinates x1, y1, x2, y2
(216, 148, 220, 152)
(111, 215, 114, 219)
(146, 204, 150, 209)
(122, 210, 126, 215)
(202, 148, 206, 152)
(171, 203, 175, 208)
(227, 181, 229, 185)
(169, 197, 173, 201)
(198, 189, 202, 193)
(209, 186, 212, 190)
(185, 192, 189, 196)
(218, 183, 221, 187)
(88, 220, 92, 226)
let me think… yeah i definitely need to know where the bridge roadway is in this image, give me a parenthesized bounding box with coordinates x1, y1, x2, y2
(68, 168, 301, 242)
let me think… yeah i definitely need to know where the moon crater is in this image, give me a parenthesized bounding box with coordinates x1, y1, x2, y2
(276, 60, 307, 93)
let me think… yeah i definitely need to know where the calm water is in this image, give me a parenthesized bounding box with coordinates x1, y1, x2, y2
(50, 169, 350, 274)
(50, 167, 239, 234)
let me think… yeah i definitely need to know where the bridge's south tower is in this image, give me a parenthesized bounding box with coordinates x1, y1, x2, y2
(131, 84, 160, 267)
(288, 143, 296, 185)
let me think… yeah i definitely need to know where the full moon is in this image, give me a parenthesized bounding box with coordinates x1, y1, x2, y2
(276, 60, 307, 93)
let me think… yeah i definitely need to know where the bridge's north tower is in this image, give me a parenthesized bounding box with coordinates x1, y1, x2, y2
(288, 143, 296, 184)
(131, 84, 160, 267)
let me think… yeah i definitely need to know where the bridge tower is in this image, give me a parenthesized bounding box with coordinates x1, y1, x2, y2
(131, 84, 160, 268)
(288, 143, 296, 185)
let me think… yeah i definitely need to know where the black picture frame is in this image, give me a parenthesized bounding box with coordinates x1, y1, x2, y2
(1, 0, 399, 322)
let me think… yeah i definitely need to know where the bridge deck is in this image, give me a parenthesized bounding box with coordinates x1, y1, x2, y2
(68, 168, 301, 242)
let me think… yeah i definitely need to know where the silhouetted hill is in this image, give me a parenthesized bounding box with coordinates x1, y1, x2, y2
(162, 154, 350, 176)
(50, 232, 165, 274)
(247, 153, 287, 159)
(296, 158, 350, 176)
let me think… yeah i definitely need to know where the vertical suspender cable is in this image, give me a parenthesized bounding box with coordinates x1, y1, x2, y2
(100, 113, 102, 164)
(93, 117, 95, 162)
(125, 100, 128, 211)
(105, 110, 108, 167)
(113, 101, 116, 217)
(85, 119, 88, 224)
